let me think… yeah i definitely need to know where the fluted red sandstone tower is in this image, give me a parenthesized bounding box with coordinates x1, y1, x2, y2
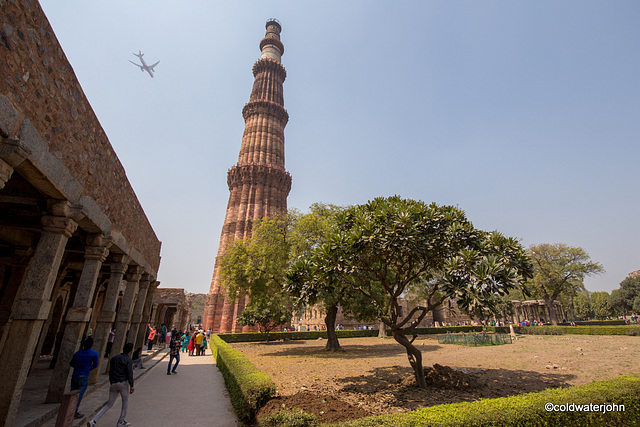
(204, 20, 291, 333)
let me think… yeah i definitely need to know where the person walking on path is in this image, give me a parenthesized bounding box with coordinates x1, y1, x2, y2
(187, 333, 195, 356)
(147, 326, 156, 351)
(167, 333, 181, 375)
(88, 343, 135, 427)
(70, 337, 99, 419)
(194, 331, 204, 356)
(181, 332, 190, 353)
(200, 334, 208, 356)
(104, 328, 116, 358)
(88, 341, 238, 426)
(132, 347, 145, 370)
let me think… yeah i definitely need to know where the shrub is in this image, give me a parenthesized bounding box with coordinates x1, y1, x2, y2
(558, 320, 627, 326)
(516, 325, 640, 336)
(210, 335, 276, 422)
(217, 326, 492, 344)
(328, 375, 640, 426)
(258, 409, 319, 427)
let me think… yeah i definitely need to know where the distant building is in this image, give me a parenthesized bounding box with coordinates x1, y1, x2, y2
(186, 293, 207, 327)
(151, 288, 189, 331)
(291, 298, 474, 332)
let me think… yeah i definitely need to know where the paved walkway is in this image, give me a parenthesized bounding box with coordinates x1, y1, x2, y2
(32, 348, 238, 427)
(88, 351, 239, 427)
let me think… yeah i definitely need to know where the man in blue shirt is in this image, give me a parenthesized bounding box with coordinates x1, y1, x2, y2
(69, 336, 99, 419)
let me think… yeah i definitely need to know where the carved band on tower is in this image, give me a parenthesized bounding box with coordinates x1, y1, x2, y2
(204, 20, 291, 333)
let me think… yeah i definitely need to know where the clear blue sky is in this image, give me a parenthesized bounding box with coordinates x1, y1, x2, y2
(40, 1, 640, 295)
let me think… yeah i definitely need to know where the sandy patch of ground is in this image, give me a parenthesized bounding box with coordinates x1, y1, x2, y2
(233, 334, 640, 423)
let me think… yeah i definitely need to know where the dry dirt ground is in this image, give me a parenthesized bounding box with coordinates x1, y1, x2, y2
(232, 334, 640, 424)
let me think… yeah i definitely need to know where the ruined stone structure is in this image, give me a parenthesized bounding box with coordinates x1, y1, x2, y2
(150, 288, 190, 332)
(511, 300, 566, 324)
(0, 3, 161, 425)
(204, 20, 291, 333)
(291, 298, 474, 332)
(185, 292, 207, 327)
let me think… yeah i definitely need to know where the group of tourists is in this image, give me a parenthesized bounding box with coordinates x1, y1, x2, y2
(67, 324, 213, 426)
(69, 336, 136, 426)
(183, 329, 208, 356)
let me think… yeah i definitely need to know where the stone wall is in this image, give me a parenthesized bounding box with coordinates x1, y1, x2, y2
(0, 0, 160, 271)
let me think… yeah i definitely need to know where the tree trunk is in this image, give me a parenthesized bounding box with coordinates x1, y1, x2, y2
(392, 331, 426, 388)
(544, 298, 559, 325)
(378, 320, 387, 337)
(324, 304, 342, 352)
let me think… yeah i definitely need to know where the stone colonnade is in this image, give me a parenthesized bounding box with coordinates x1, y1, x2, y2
(0, 95, 161, 425)
(511, 300, 566, 324)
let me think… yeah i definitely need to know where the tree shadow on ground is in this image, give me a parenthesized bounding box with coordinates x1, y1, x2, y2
(334, 365, 577, 412)
(255, 343, 442, 359)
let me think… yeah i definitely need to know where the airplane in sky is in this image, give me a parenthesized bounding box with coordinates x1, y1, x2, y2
(128, 51, 159, 78)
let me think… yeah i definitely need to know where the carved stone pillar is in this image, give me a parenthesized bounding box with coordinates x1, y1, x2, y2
(0, 213, 77, 426)
(127, 274, 149, 351)
(175, 306, 183, 330)
(135, 280, 158, 349)
(0, 158, 14, 189)
(90, 255, 129, 384)
(110, 266, 142, 362)
(0, 250, 32, 348)
(46, 235, 109, 403)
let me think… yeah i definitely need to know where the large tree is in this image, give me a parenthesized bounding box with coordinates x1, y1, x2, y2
(610, 275, 640, 316)
(287, 203, 380, 351)
(237, 295, 292, 341)
(218, 215, 292, 332)
(590, 291, 612, 320)
(573, 292, 592, 320)
(293, 196, 533, 388)
(527, 243, 604, 324)
(220, 204, 375, 346)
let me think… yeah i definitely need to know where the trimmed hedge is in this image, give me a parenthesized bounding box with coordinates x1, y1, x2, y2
(216, 325, 640, 346)
(559, 320, 628, 326)
(328, 375, 640, 427)
(210, 335, 276, 422)
(516, 325, 640, 336)
(217, 326, 492, 343)
(217, 329, 378, 343)
(258, 408, 319, 427)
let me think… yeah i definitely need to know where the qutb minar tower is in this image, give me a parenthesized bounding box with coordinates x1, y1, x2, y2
(204, 20, 291, 333)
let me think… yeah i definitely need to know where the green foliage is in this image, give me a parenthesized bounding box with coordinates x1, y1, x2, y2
(290, 196, 533, 386)
(527, 243, 604, 324)
(237, 296, 293, 341)
(573, 292, 592, 320)
(258, 409, 319, 427)
(217, 326, 494, 343)
(610, 276, 640, 316)
(209, 335, 276, 422)
(304, 197, 533, 327)
(558, 320, 627, 326)
(437, 333, 512, 346)
(287, 204, 380, 330)
(517, 325, 640, 336)
(590, 291, 612, 320)
(571, 291, 612, 321)
(328, 375, 640, 427)
(219, 215, 291, 303)
(215, 324, 639, 344)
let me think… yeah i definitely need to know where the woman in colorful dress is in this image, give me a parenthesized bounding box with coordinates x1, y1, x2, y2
(187, 332, 195, 356)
